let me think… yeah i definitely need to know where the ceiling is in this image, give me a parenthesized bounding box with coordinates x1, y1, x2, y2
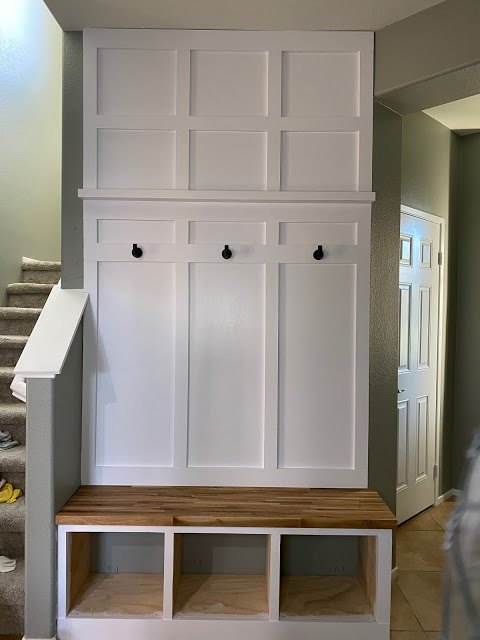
(424, 94, 480, 136)
(43, 0, 445, 31)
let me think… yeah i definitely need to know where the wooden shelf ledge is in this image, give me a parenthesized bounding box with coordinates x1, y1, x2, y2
(56, 486, 397, 529)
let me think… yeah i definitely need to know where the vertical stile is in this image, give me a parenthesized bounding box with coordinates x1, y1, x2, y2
(173, 221, 190, 468)
(264, 221, 280, 470)
(267, 533, 281, 621)
(163, 531, 176, 619)
(175, 48, 191, 189)
(266, 48, 282, 191)
(57, 528, 69, 619)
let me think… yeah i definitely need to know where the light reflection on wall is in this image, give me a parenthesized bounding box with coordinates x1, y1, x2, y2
(0, 0, 25, 40)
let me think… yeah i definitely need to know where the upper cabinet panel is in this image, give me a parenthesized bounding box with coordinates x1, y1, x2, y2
(97, 48, 177, 115)
(84, 30, 373, 196)
(281, 51, 359, 117)
(190, 51, 268, 117)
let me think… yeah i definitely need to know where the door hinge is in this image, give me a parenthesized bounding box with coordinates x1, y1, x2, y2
(438, 252, 443, 266)
(433, 464, 438, 480)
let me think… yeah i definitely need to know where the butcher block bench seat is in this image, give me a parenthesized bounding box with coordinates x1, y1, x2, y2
(56, 487, 396, 640)
(56, 485, 397, 528)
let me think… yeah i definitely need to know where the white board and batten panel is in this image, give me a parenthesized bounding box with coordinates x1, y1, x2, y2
(82, 201, 370, 487)
(83, 29, 373, 196)
(188, 262, 266, 468)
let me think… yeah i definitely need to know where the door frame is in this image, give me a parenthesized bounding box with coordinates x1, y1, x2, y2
(400, 205, 446, 508)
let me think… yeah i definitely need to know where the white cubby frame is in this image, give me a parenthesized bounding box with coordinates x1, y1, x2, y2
(57, 524, 392, 640)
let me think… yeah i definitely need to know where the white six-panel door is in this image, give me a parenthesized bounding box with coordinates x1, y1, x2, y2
(397, 211, 441, 523)
(82, 201, 370, 487)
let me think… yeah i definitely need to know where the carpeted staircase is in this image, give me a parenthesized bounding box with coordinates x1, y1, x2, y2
(0, 258, 60, 637)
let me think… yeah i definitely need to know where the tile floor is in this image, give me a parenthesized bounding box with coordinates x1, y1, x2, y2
(391, 498, 456, 640)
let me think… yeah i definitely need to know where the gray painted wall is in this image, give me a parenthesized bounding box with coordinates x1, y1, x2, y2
(375, 0, 480, 99)
(369, 102, 402, 514)
(453, 133, 480, 483)
(61, 32, 84, 289)
(0, 0, 62, 305)
(24, 325, 83, 639)
(401, 111, 461, 493)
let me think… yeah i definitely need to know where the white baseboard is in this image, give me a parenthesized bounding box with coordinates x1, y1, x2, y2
(391, 566, 398, 580)
(436, 488, 461, 505)
(23, 636, 57, 639)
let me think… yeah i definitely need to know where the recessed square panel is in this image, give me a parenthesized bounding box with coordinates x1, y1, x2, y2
(190, 131, 267, 190)
(282, 52, 359, 117)
(97, 48, 176, 115)
(420, 239, 432, 268)
(400, 234, 412, 266)
(281, 131, 358, 191)
(98, 129, 175, 189)
(190, 51, 268, 116)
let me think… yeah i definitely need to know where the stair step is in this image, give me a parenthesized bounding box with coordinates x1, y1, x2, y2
(0, 337, 28, 368)
(0, 531, 24, 558)
(6, 284, 54, 295)
(0, 444, 26, 491)
(22, 257, 61, 272)
(0, 446, 25, 474)
(0, 496, 25, 532)
(7, 283, 53, 309)
(0, 368, 18, 404)
(0, 559, 24, 606)
(22, 258, 61, 285)
(0, 604, 24, 635)
(0, 307, 41, 336)
(0, 404, 26, 427)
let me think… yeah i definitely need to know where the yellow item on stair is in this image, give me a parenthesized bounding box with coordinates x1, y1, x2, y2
(0, 483, 13, 503)
(6, 488, 21, 504)
(0, 483, 22, 504)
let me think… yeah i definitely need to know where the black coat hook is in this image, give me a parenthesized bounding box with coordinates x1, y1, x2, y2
(313, 245, 324, 260)
(222, 244, 233, 260)
(132, 243, 143, 258)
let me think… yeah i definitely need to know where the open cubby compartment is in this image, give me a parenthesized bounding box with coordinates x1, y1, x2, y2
(66, 531, 165, 617)
(279, 534, 376, 620)
(171, 532, 270, 619)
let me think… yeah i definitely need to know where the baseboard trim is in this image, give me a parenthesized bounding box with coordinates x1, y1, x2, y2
(22, 636, 57, 640)
(437, 488, 461, 505)
(391, 566, 398, 580)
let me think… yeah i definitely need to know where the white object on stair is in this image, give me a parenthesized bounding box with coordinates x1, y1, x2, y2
(0, 556, 17, 573)
(10, 374, 26, 403)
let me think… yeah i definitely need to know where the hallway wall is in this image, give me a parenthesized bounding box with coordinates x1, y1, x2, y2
(401, 111, 461, 494)
(454, 132, 480, 483)
(0, 0, 62, 304)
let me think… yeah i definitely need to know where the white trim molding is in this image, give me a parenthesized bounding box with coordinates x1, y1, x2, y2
(436, 488, 461, 505)
(15, 285, 88, 379)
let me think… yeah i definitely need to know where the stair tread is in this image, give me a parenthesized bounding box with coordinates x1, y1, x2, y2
(22, 257, 61, 271)
(0, 405, 26, 424)
(0, 336, 28, 348)
(6, 283, 54, 294)
(0, 497, 25, 532)
(0, 446, 25, 473)
(0, 558, 24, 604)
(0, 308, 41, 319)
(0, 368, 15, 381)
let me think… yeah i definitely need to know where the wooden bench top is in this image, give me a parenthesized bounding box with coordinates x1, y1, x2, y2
(56, 486, 397, 529)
